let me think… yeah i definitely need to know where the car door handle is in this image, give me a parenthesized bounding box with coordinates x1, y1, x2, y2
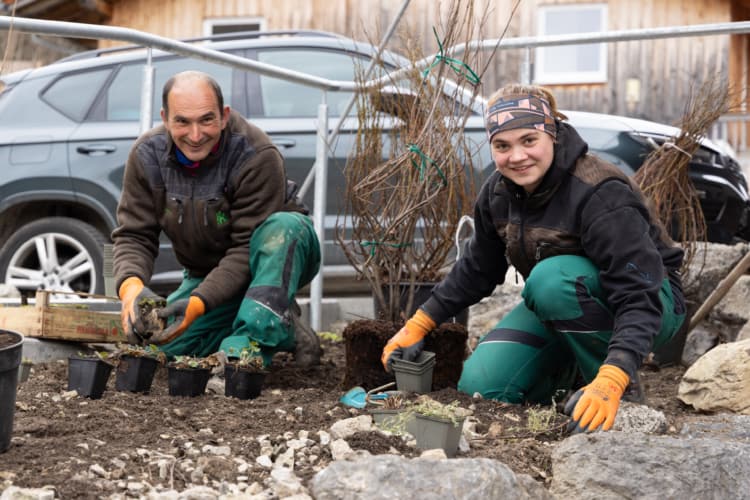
(272, 139, 296, 149)
(76, 144, 117, 156)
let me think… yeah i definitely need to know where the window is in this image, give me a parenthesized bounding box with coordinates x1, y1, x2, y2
(41, 69, 111, 121)
(256, 49, 365, 118)
(92, 56, 234, 122)
(203, 17, 265, 36)
(535, 4, 607, 84)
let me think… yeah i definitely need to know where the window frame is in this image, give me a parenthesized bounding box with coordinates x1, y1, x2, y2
(534, 3, 608, 85)
(202, 16, 266, 36)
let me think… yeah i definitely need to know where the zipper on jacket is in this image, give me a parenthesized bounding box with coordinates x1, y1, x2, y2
(517, 194, 532, 272)
(535, 242, 549, 261)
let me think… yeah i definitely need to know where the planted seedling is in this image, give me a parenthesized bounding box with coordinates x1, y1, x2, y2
(110, 343, 167, 364)
(226, 342, 264, 372)
(170, 353, 222, 370)
(410, 396, 467, 426)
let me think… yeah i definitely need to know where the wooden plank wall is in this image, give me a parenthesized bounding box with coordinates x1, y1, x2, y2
(64, 0, 750, 125)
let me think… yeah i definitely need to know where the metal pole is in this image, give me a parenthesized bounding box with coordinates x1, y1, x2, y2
(310, 99, 329, 331)
(139, 47, 154, 133)
(520, 47, 531, 85)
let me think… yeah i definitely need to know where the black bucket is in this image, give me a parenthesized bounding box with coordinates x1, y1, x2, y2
(0, 330, 23, 453)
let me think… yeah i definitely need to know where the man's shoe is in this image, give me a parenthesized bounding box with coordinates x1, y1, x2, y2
(621, 370, 646, 404)
(290, 299, 322, 368)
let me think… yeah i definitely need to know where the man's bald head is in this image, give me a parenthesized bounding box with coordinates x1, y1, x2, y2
(162, 71, 224, 119)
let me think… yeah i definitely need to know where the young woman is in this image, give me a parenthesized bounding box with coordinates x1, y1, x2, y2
(381, 84, 686, 432)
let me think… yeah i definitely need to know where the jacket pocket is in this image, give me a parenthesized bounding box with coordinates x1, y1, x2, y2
(534, 240, 584, 262)
(198, 197, 232, 250)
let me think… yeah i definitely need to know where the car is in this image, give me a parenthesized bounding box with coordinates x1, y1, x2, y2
(0, 30, 748, 298)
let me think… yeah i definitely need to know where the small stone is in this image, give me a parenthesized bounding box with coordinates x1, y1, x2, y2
(127, 481, 146, 493)
(88, 464, 108, 478)
(255, 455, 273, 469)
(420, 449, 448, 459)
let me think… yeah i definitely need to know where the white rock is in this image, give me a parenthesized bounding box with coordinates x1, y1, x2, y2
(88, 463, 108, 478)
(201, 445, 231, 456)
(298, 430, 309, 440)
(274, 448, 295, 469)
(419, 449, 448, 459)
(329, 415, 373, 439)
(286, 438, 309, 451)
(317, 431, 331, 447)
(255, 455, 273, 469)
(268, 467, 305, 497)
(127, 482, 146, 493)
(0, 486, 55, 500)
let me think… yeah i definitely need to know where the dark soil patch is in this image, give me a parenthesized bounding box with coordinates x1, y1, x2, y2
(2, 334, 695, 498)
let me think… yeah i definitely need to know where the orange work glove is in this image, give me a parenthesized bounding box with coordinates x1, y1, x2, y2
(381, 309, 436, 372)
(564, 364, 630, 433)
(152, 296, 206, 345)
(119, 277, 165, 344)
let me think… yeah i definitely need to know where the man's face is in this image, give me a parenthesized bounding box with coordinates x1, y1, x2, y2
(161, 79, 230, 162)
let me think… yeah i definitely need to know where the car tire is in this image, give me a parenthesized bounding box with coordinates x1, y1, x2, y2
(0, 217, 107, 297)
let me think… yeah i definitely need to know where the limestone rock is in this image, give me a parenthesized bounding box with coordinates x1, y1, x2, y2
(311, 455, 552, 499)
(677, 338, 750, 414)
(551, 432, 750, 499)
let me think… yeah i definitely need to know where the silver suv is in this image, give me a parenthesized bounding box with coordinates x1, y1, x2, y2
(0, 30, 748, 297)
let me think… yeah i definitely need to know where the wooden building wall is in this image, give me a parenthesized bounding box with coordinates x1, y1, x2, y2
(2, 0, 745, 127)
(100, 0, 744, 126)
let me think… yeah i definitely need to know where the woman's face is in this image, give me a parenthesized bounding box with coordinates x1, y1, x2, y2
(490, 128, 555, 193)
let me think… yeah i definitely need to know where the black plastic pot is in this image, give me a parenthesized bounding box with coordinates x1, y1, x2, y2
(68, 355, 113, 399)
(115, 355, 159, 393)
(0, 330, 23, 453)
(167, 365, 211, 397)
(224, 364, 266, 400)
(375, 282, 469, 325)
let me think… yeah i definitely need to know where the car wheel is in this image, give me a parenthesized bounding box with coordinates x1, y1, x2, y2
(0, 217, 107, 297)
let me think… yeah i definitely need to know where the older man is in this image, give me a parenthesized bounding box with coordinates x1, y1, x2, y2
(113, 70, 321, 367)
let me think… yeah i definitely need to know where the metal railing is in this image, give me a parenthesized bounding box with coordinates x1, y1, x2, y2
(3, 14, 750, 327)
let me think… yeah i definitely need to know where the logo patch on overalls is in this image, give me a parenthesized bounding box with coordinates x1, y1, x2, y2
(216, 210, 229, 225)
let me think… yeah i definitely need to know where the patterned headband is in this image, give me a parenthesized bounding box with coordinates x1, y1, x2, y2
(485, 94, 557, 140)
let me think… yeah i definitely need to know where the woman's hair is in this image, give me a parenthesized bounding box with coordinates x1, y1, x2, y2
(488, 84, 568, 121)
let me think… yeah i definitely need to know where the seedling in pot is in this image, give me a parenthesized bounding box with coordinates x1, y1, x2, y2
(225, 343, 267, 400)
(409, 396, 468, 457)
(169, 353, 222, 370)
(226, 342, 265, 372)
(167, 353, 222, 397)
(111, 344, 165, 393)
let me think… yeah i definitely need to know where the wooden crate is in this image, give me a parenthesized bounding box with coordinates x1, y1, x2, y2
(0, 290, 125, 343)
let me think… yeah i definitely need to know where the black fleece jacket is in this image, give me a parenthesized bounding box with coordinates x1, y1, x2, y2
(421, 121, 684, 379)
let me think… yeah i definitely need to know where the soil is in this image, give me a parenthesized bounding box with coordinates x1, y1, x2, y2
(2, 319, 696, 499)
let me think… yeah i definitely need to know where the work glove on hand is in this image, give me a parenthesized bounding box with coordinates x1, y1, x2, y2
(152, 296, 206, 345)
(381, 309, 436, 372)
(119, 277, 165, 345)
(564, 364, 630, 433)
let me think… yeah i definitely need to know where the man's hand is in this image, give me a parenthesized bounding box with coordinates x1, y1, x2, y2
(152, 296, 206, 345)
(381, 309, 436, 372)
(564, 364, 629, 433)
(119, 277, 166, 344)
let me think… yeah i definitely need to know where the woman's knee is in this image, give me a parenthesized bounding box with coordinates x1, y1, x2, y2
(523, 255, 598, 315)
